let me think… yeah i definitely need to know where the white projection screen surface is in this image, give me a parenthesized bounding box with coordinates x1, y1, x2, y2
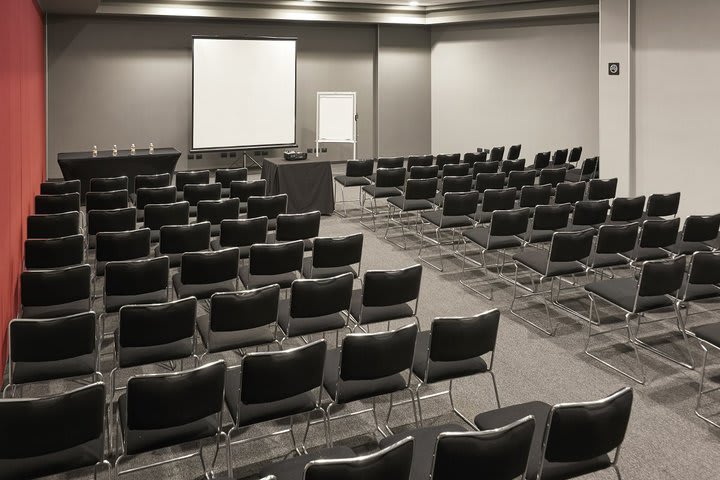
(192, 36, 297, 151)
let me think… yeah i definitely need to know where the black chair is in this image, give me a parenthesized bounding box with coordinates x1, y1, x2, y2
(629, 218, 681, 265)
(89, 175, 128, 192)
(644, 192, 680, 220)
(585, 256, 691, 384)
(0, 382, 109, 480)
(225, 341, 327, 476)
(279, 273, 354, 346)
(95, 228, 151, 298)
(349, 264, 422, 330)
(324, 324, 418, 444)
(247, 194, 288, 231)
(420, 191, 478, 271)
(461, 208, 530, 300)
(473, 161, 500, 178)
(114, 360, 226, 478)
(570, 200, 610, 231)
(215, 167, 248, 197)
(24, 234, 84, 270)
(20, 264, 91, 319)
(474, 387, 633, 480)
(568, 146, 583, 164)
(275, 210, 322, 251)
(40, 179, 81, 195)
(413, 309, 502, 427)
(175, 170, 210, 201)
(538, 168, 567, 189)
(360, 167, 405, 231)
(27, 211, 81, 239)
(87, 207, 137, 249)
(197, 198, 241, 237)
(507, 144, 522, 160)
(386, 178, 437, 249)
(474, 172, 506, 203)
(581, 222, 639, 274)
(667, 213, 720, 255)
(303, 232, 363, 280)
(518, 203, 573, 246)
(550, 148, 569, 168)
(239, 240, 304, 289)
(369, 156, 405, 183)
(472, 187, 517, 225)
(408, 165, 439, 180)
(554, 181, 586, 205)
(501, 159, 526, 176)
(155, 221, 211, 268)
(135, 185, 176, 222)
(587, 178, 618, 201)
(184, 182, 222, 217)
(197, 284, 281, 361)
(85, 189, 129, 212)
(565, 157, 598, 182)
(518, 184, 553, 214)
(511, 229, 594, 335)
(111, 297, 198, 396)
(678, 251, 720, 334)
(334, 159, 374, 217)
(462, 151, 486, 164)
(407, 154, 434, 171)
(527, 151, 551, 174)
(35, 192, 81, 215)
(143, 201, 190, 243)
(132, 172, 171, 204)
(230, 179, 267, 214)
(440, 163, 470, 179)
(433, 174, 472, 207)
(507, 170, 536, 198)
(608, 196, 646, 224)
(173, 248, 240, 300)
(210, 216, 268, 261)
(4, 312, 100, 398)
(435, 153, 461, 177)
(489, 146, 505, 162)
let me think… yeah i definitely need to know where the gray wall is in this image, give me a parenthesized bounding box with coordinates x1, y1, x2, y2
(47, 16, 379, 177)
(377, 25, 432, 156)
(430, 18, 599, 159)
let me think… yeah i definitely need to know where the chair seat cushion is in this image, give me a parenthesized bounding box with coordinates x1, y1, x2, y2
(666, 240, 713, 255)
(114, 329, 193, 369)
(197, 314, 275, 353)
(585, 278, 674, 313)
(259, 446, 356, 480)
(412, 331, 487, 384)
(104, 289, 168, 314)
(238, 265, 298, 289)
(172, 274, 237, 300)
(472, 210, 494, 224)
(582, 252, 628, 269)
(21, 299, 91, 320)
(224, 369, 318, 427)
(680, 281, 720, 303)
(301, 257, 357, 280)
(11, 353, 96, 385)
(421, 210, 474, 229)
(362, 185, 402, 198)
(634, 247, 668, 262)
(517, 229, 554, 243)
(210, 239, 251, 258)
(388, 196, 435, 212)
(149, 229, 160, 243)
(335, 175, 371, 187)
(692, 322, 720, 347)
(348, 289, 415, 326)
(463, 227, 523, 250)
(1, 438, 104, 480)
(277, 299, 347, 337)
(323, 348, 407, 404)
(513, 249, 585, 277)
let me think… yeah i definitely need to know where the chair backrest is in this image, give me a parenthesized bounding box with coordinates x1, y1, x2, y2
(532, 204, 572, 231)
(443, 191, 480, 217)
(548, 228, 595, 264)
(427, 309, 500, 366)
(507, 144, 522, 160)
(362, 264, 422, 308)
(568, 146, 583, 163)
(441, 163, 470, 178)
(431, 416, 535, 480)
(440, 175, 472, 194)
(554, 181, 586, 205)
(197, 198, 241, 225)
(687, 251, 720, 287)
(587, 178, 618, 201)
(407, 155, 434, 171)
(409, 165, 439, 179)
(27, 212, 80, 239)
(507, 170, 536, 190)
(184, 182, 222, 206)
(0, 382, 105, 480)
(646, 192, 680, 218)
(34, 192, 80, 215)
(20, 264, 91, 318)
(540, 388, 633, 475)
(551, 149, 569, 166)
(475, 172, 506, 194)
(104, 256, 169, 299)
(276, 211, 322, 242)
(118, 297, 196, 355)
(249, 240, 304, 276)
(247, 194, 288, 220)
(290, 273, 354, 319)
(375, 167, 406, 188)
(345, 159, 375, 177)
(377, 156, 405, 169)
(24, 234, 84, 269)
(481, 188, 517, 214)
(681, 213, 720, 242)
(339, 324, 417, 383)
(215, 167, 248, 188)
(405, 178, 438, 201)
(125, 360, 225, 432)
(240, 340, 325, 405)
(500, 159, 526, 175)
(209, 284, 280, 333)
(89, 175, 128, 192)
(305, 437, 414, 480)
(519, 184, 552, 208)
(181, 248, 239, 285)
(637, 256, 686, 297)
(230, 179, 267, 202)
(572, 200, 610, 226)
(96, 228, 151, 262)
(532, 151, 551, 170)
(159, 222, 211, 254)
(490, 208, 531, 237)
(136, 186, 177, 210)
(40, 179, 81, 195)
(462, 151, 486, 164)
(143, 201, 190, 230)
(538, 167, 566, 187)
(134, 172, 171, 192)
(489, 146, 505, 162)
(473, 161, 499, 176)
(219, 217, 268, 248)
(436, 153, 461, 170)
(85, 189, 128, 212)
(609, 196, 646, 222)
(578, 156, 599, 180)
(312, 233, 363, 269)
(176, 170, 210, 190)
(87, 207, 137, 237)
(639, 218, 681, 249)
(595, 222, 639, 255)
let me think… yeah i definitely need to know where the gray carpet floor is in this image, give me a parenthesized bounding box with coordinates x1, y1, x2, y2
(29, 175, 720, 480)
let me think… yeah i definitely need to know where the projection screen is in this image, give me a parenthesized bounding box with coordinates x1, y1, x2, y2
(192, 36, 297, 151)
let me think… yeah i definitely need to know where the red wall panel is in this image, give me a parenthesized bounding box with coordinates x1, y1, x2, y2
(0, 0, 46, 374)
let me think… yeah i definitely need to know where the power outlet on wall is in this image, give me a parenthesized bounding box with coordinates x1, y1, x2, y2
(262, 151, 269, 156)
(306, 148, 314, 154)
(221, 152, 228, 158)
(229, 152, 237, 158)
(321, 147, 327, 153)
(188, 154, 195, 160)
(196, 154, 203, 159)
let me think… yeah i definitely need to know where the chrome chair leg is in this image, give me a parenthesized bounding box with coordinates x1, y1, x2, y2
(695, 342, 720, 429)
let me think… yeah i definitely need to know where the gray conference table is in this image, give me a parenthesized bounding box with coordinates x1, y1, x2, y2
(261, 157, 339, 215)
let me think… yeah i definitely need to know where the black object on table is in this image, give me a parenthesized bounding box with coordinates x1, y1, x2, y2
(57, 148, 181, 197)
(261, 157, 336, 215)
